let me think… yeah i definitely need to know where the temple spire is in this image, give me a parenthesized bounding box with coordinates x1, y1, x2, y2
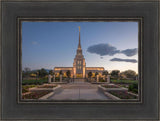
(78, 26, 81, 49)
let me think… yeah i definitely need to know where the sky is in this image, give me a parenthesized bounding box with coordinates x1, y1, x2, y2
(22, 21, 138, 73)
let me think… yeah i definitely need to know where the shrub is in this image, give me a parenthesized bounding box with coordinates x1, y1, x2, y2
(22, 85, 36, 93)
(22, 79, 47, 85)
(129, 83, 138, 94)
(22, 88, 28, 93)
(99, 79, 105, 82)
(111, 79, 138, 84)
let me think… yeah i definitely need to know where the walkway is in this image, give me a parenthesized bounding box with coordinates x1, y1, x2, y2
(48, 80, 110, 100)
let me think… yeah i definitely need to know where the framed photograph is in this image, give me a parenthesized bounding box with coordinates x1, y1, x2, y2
(1, 0, 159, 120)
(19, 18, 141, 103)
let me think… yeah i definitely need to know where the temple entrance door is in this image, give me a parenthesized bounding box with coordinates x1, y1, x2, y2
(76, 74, 83, 78)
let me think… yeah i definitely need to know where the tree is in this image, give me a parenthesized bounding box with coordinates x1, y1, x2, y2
(22, 67, 31, 78)
(66, 70, 71, 78)
(59, 70, 63, 75)
(102, 71, 108, 76)
(88, 72, 92, 78)
(111, 70, 120, 78)
(119, 72, 126, 79)
(38, 68, 48, 77)
(95, 72, 99, 77)
(122, 70, 136, 79)
(49, 70, 54, 75)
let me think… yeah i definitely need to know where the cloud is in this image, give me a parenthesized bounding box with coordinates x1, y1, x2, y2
(121, 48, 138, 57)
(87, 43, 138, 57)
(100, 57, 103, 59)
(87, 43, 120, 56)
(31, 41, 38, 45)
(110, 58, 137, 63)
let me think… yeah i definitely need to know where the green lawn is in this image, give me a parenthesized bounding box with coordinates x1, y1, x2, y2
(111, 79, 138, 84)
(22, 79, 48, 85)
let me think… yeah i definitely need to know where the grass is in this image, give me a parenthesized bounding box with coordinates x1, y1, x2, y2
(22, 79, 48, 85)
(111, 79, 138, 84)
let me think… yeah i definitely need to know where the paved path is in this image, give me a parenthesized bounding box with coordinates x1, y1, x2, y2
(48, 80, 110, 100)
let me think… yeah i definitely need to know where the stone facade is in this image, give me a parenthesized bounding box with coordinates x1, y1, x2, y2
(54, 27, 104, 78)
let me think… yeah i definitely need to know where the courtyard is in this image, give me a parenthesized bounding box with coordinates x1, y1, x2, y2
(48, 80, 110, 100)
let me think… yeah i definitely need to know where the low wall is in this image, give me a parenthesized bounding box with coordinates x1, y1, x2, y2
(98, 85, 127, 92)
(98, 85, 138, 100)
(128, 91, 138, 97)
(50, 82, 68, 84)
(39, 85, 62, 100)
(98, 85, 120, 100)
(29, 87, 53, 92)
(104, 91, 120, 100)
(91, 82, 108, 84)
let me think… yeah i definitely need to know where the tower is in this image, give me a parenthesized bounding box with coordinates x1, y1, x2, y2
(73, 26, 86, 78)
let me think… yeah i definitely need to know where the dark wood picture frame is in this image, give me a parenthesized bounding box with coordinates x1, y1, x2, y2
(1, 0, 159, 120)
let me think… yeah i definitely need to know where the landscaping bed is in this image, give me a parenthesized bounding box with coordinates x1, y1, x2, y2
(28, 84, 58, 92)
(117, 84, 129, 88)
(108, 90, 138, 99)
(22, 90, 52, 99)
(37, 84, 57, 88)
(111, 79, 138, 84)
(22, 85, 37, 93)
(98, 84, 128, 92)
(102, 84, 119, 88)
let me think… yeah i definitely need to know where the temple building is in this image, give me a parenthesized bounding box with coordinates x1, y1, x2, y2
(54, 27, 104, 78)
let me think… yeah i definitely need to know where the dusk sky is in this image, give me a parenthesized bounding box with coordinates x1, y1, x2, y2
(22, 22, 138, 73)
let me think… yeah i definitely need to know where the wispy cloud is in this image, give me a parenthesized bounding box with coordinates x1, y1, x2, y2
(31, 41, 38, 45)
(87, 43, 137, 57)
(110, 58, 137, 63)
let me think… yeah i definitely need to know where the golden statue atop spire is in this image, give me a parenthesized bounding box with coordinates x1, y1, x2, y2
(78, 26, 80, 32)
